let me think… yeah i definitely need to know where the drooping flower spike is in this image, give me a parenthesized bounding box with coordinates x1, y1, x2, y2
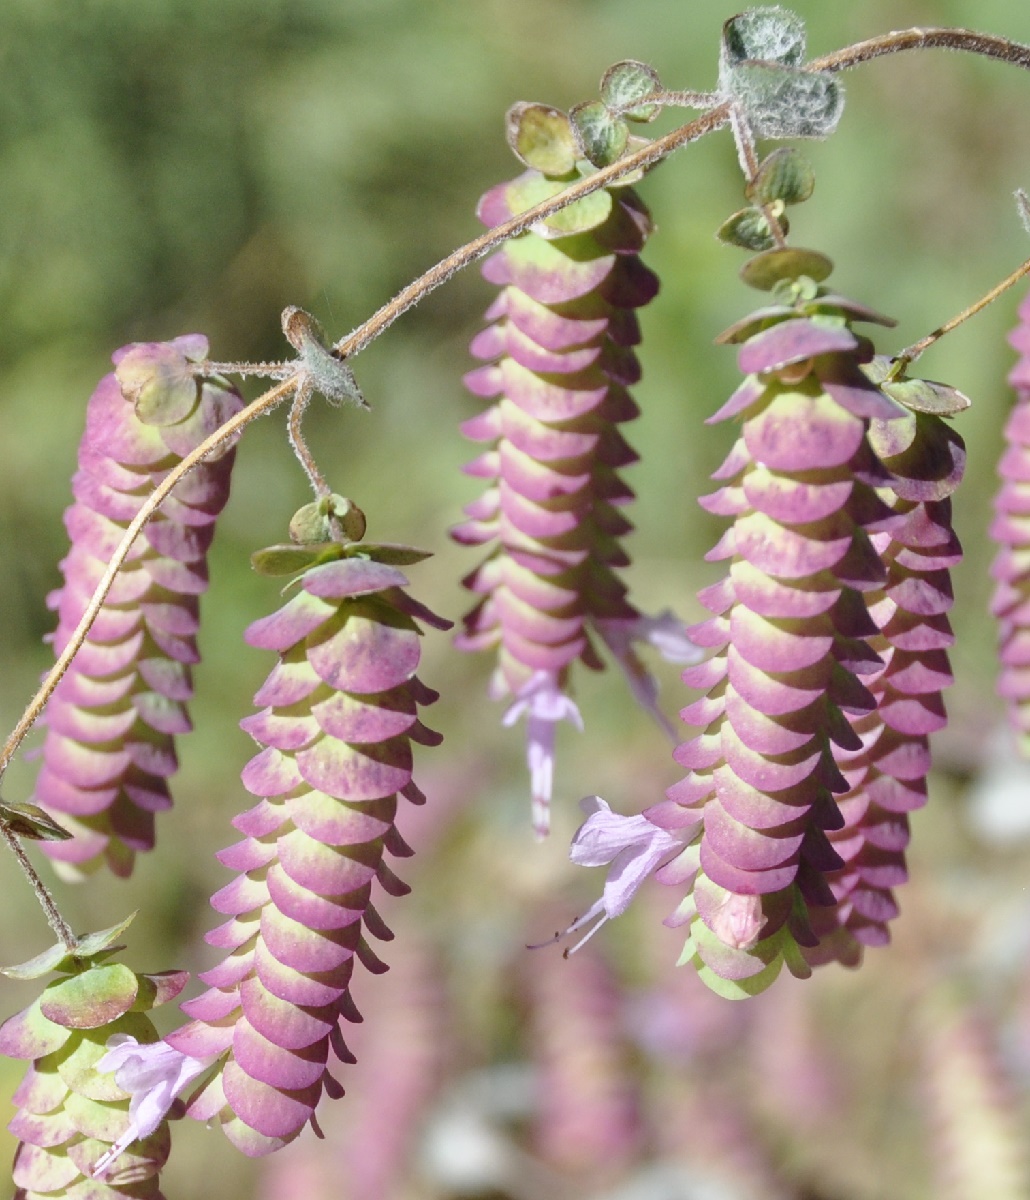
(151, 528, 449, 1157)
(454, 118, 699, 836)
(0, 919, 191, 1198)
(35, 337, 243, 879)
(807, 403, 965, 964)
(583, 247, 919, 997)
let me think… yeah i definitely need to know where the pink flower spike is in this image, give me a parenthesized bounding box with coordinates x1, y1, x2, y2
(596, 611, 703, 738)
(503, 670, 584, 838)
(91, 1036, 216, 1178)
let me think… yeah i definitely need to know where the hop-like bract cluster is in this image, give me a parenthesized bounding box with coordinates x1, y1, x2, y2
(809, 409, 964, 963)
(991, 291, 1030, 746)
(36, 336, 243, 879)
(454, 167, 691, 835)
(163, 543, 447, 1156)
(0, 936, 190, 1199)
(644, 257, 916, 996)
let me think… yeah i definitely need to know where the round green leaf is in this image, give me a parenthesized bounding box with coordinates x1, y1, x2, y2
(725, 61, 844, 140)
(740, 246, 833, 291)
(721, 8, 807, 69)
(599, 60, 661, 122)
(40, 964, 139, 1029)
(747, 147, 815, 206)
(717, 206, 788, 253)
(883, 376, 972, 416)
(505, 103, 578, 176)
(570, 101, 628, 167)
(358, 542, 433, 566)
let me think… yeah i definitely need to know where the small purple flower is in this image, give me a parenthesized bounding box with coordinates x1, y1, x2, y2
(454, 157, 674, 831)
(562, 796, 687, 951)
(596, 611, 704, 737)
(36, 336, 242, 879)
(92, 1037, 216, 1178)
(502, 670, 584, 837)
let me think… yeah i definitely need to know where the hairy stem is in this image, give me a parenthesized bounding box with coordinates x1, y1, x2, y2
(287, 381, 332, 498)
(894, 253, 1030, 371)
(728, 104, 788, 248)
(3, 22, 1030, 920)
(0, 378, 296, 780)
(0, 823, 76, 950)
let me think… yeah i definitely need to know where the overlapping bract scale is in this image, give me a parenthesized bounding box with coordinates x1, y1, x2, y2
(454, 171, 655, 698)
(165, 547, 445, 1155)
(36, 337, 242, 879)
(991, 291, 1030, 746)
(808, 410, 964, 963)
(647, 283, 911, 997)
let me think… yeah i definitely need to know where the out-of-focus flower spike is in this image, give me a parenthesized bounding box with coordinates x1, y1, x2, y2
(454, 117, 694, 831)
(35, 337, 243, 879)
(526, 919, 642, 1175)
(806, 405, 965, 964)
(992, 290, 1030, 749)
(160, 528, 447, 1155)
(920, 989, 1030, 1200)
(0, 929, 191, 1198)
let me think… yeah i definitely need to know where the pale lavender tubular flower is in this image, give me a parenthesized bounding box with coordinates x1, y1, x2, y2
(159, 541, 447, 1157)
(641, 255, 910, 997)
(0, 940, 190, 1199)
(36, 336, 243, 878)
(453, 167, 698, 834)
(992, 291, 1030, 747)
(807, 409, 965, 964)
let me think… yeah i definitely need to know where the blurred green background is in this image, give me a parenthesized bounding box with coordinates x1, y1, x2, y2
(3, 2, 1030, 1197)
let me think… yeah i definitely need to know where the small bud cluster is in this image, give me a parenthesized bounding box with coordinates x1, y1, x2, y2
(36, 337, 243, 879)
(161, 542, 447, 1155)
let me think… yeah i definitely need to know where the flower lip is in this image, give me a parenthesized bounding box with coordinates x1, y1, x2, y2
(503, 670, 584, 839)
(90, 1035, 217, 1179)
(555, 795, 688, 955)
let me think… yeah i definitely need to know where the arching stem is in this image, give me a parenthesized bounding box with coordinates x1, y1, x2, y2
(0, 823, 76, 950)
(4, 22, 1030, 927)
(892, 252, 1030, 374)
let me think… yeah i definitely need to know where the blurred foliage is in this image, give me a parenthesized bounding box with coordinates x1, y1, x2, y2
(3, 1, 1030, 1198)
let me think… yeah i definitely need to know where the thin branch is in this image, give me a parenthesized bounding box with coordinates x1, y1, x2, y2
(893, 252, 1030, 371)
(332, 104, 732, 359)
(810, 27, 1030, 74)
(0, 377, 296, 779)
(6, 21, 1030, 790)
(0, 824, 75, 950)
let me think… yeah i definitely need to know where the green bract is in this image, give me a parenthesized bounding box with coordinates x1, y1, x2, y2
(599, 60, 662, 122)
(505, 102, 579, 175)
